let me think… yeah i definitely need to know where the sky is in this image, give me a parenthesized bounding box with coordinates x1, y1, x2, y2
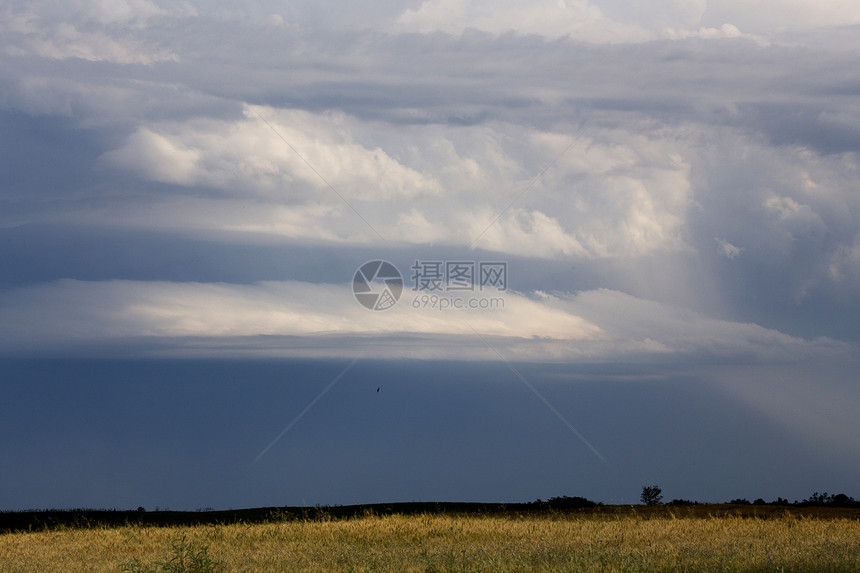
(1, 0, 860, 510)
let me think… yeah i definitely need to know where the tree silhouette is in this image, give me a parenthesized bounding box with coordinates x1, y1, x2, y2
(641, 485, 663, 506)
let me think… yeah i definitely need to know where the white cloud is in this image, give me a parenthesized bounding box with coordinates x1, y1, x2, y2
(702, 0, 860, 36)
(464, 128, 693, 257)
(715, 237, 743, 259)
(104, 127, 201, 185)
(829, 233, 860, 284)
(101, 106, 447, 201)
(662, 23, 767, 45)
(565, 288, 847, 361)
(395, 0, 651, 42)
(0, 279, 848, 363)
(0, 279, 602, 353)
(466, 208, 591, 258)
(394, 0, 802, 44)
(0, 0, 182, 64)
(683, 126, 860, 302)
(96, 110, 696, 258)
(2, 0, 860, 361)
(594, 0, 708, 30)
(65, 0, 169, 26)
(393, 0, 860, 47)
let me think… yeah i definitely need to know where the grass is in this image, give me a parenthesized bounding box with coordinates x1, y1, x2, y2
(119, 535, 225, 573)
(1, 510, 859, 572)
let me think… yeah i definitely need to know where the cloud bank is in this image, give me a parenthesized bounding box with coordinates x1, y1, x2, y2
(2, 0, 860, 366)
(0, 279, 849, 364)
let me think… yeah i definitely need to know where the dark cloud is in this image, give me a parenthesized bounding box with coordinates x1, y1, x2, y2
(2, 357, 857, 510)
(736, 103, 860, 155)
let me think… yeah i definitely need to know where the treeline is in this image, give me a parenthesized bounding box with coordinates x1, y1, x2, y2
(1, 492, 858, 533)
(529, 492, 860, 510)
(637, 484, 860, 508)
(667, 492, 859, 508)
(729, 492, 860, 508)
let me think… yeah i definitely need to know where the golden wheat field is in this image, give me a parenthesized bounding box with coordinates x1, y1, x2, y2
(1, 512, 860, 572)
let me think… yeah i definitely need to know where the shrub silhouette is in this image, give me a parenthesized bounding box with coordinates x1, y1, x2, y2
(640, 485, 663, 506)
(831, 493, 855, 507)
(666, 499, 698, 506)
(799, 492, 857, 507)
(546, 496, 599, 509)
(528, 496, 600, 510)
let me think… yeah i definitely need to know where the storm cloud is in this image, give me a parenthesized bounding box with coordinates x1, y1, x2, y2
(2, 0, 859, 508)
